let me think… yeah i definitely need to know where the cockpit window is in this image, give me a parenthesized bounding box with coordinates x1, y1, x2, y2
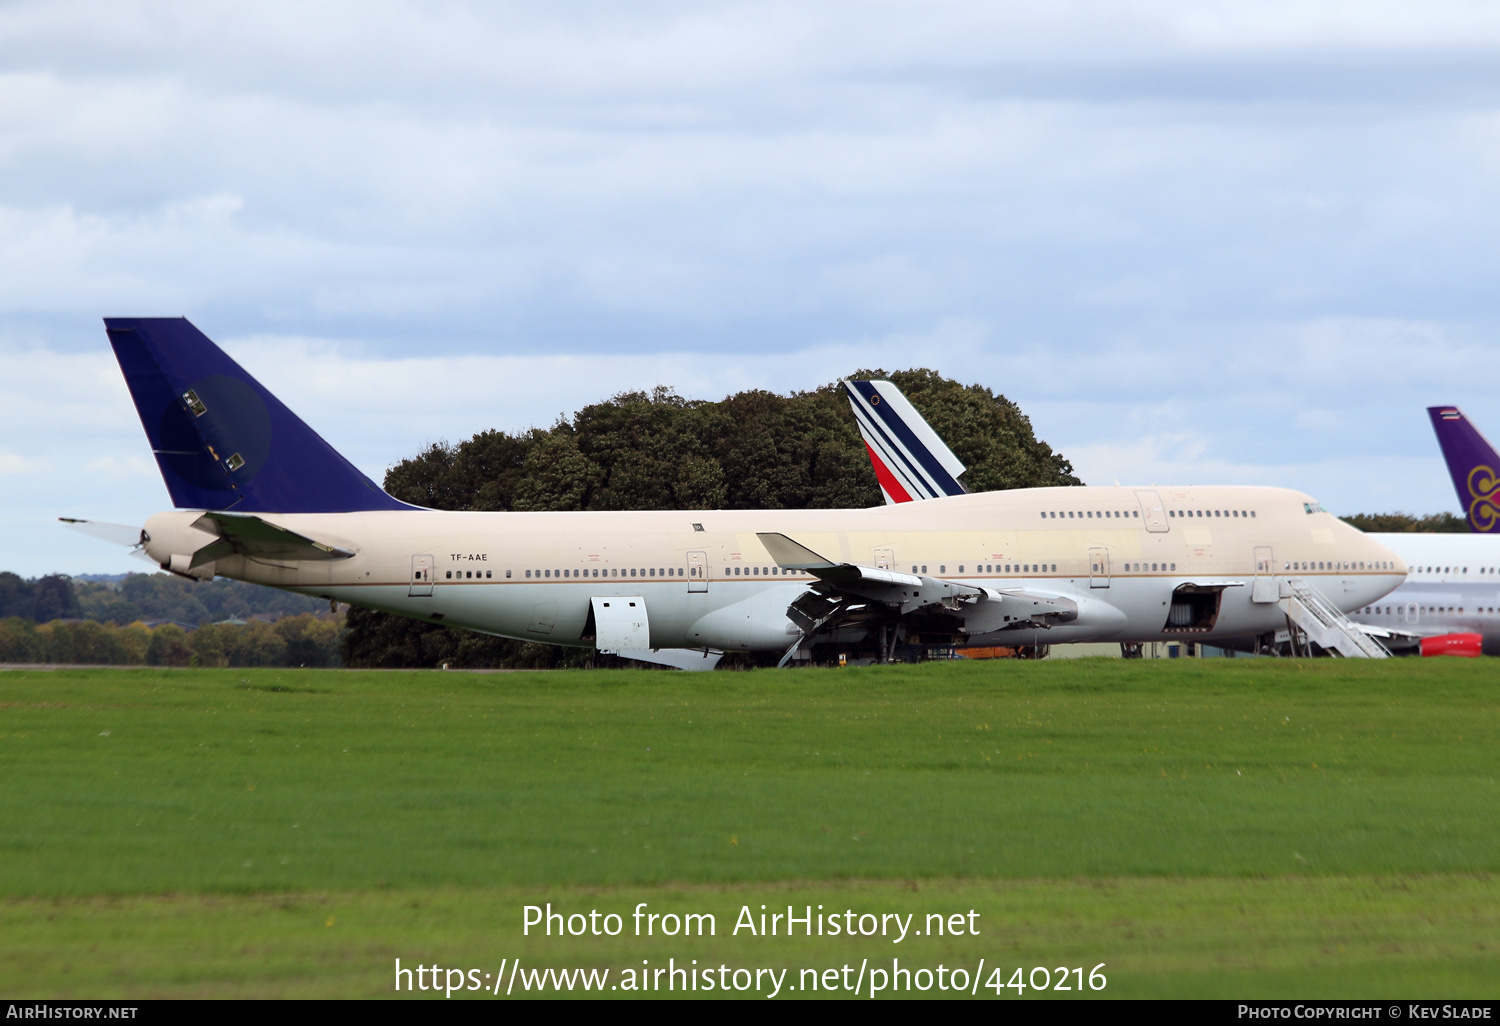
(1303, 502, 1327, 515)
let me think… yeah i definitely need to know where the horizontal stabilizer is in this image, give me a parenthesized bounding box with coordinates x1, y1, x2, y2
(188, 511, 355, 568)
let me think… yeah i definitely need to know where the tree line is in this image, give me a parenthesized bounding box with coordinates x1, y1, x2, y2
(1337, 512, 1467, 533)
(0, 614, 343, 667)
(0, 570, 328, 626)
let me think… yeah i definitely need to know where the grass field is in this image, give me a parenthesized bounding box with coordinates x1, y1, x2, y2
(1, 659, 1496, 998)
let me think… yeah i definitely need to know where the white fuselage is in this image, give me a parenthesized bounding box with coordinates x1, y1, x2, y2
(1351, 533, 1500, 655)
(143, 485, 1404, 653)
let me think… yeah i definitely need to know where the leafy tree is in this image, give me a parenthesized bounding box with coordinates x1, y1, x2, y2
(37, 620, 129, 664)
(147, 624, 192, 667)
(117, 624, 151, 664)
(189, 624, 232, 667)
(0, 618, 43, 662)
(513, 431, 595, 512)
(33, 576, 81, 622)
(278, 614, 344, 667)
(223, 620, 286, 667)
(76, 588, 145, 625)
(0, 574, 35, 620)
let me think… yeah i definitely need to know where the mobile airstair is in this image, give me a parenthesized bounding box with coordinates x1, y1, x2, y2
(1278, 577, 1390, 658)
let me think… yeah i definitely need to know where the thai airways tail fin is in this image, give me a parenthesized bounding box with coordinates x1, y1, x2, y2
(1427, 406, 1500, 533)
(104, 317, 412, 513)
(841, 379, 966, 504)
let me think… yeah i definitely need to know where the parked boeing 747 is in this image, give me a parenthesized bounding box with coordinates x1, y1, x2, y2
(841, 379, 1409, 658)
(74, 320, 1406, 667)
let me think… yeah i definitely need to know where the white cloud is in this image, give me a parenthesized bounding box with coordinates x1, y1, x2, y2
(0, 451, 47, 475)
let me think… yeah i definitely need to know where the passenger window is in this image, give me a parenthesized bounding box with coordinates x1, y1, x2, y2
(446, 571, 453, 579)
(506, 570, 511, 578)
(940, 565, 946, 573)
(921, 565, 927, 573)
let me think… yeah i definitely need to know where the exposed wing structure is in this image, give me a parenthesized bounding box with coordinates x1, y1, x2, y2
(187, 511, 355, 569)
(58, 517, 155, 563)
(841, 380, 966, 504)
(756, 532, 1076, 665)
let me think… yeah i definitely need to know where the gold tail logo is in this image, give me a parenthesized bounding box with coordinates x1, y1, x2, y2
(1468, 464, 1500, 531)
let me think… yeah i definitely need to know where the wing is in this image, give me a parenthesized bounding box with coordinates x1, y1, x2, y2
(756, 532, 1076, 665)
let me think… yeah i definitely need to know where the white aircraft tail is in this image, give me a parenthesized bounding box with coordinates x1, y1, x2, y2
(841, 380, 966, 505)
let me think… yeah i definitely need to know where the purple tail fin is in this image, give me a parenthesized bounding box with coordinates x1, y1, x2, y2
(1427, 406, 1500, 533)
(106, 317, 413, 513)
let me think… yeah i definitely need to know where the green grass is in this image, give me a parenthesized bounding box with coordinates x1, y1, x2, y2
(2, 659, 1497, 997)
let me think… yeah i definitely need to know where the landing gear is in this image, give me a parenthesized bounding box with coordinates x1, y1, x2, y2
(1120, 642, 1144, 660)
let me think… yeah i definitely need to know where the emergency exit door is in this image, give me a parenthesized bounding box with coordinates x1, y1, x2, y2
(687, 551, 708, 593)
(1089, 547, 1110, 588)
(409, 555, 434, 597)
(1251, 546, 1276, 603)
(1135, 490, 1169, 533)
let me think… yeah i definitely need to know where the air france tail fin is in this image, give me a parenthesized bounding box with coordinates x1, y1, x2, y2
(842, 379, 966, 504)
(104, 317, 413, 513)
(1427, 406, 1500, 533)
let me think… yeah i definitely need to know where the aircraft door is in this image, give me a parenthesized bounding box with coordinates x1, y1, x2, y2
(409, 555, 434, 597)
(873, 548, 894, 570)
(1135, 490, 1169, 533)
(1089, 546, 1110, 588)
(687, 551, 708, 593)
(1405, 602, 1419, 625)
(1251, 546, 1276, 603)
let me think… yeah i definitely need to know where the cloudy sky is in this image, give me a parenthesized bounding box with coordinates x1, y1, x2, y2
(4, 1, 1500, 576)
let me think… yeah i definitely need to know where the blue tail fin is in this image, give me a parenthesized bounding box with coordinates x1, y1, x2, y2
(105, 317, 412, 513)
(1428, 405, 1500, 532)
